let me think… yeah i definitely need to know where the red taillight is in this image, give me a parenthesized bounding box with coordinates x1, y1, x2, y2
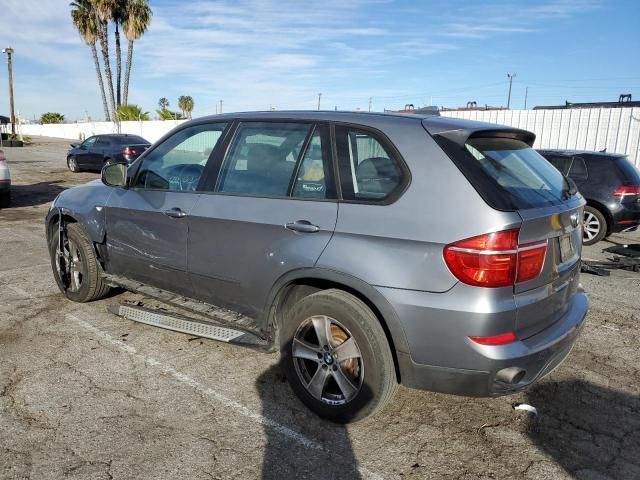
(613, 185, 640, 196)
(444, 229, 547, 288)
(516, 241, 548, 283)
(469, 332, 517, 345)
(123, 147, 137, 155)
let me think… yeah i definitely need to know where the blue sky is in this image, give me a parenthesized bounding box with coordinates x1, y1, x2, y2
(0, 0, 639, 121)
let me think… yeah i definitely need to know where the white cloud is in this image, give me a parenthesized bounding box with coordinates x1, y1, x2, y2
(0, 0, 602, 119)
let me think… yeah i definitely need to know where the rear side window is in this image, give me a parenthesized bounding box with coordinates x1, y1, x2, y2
(217, 122, 311, 197)
(336, 127, 404, 202)
(454, 137, 572, 210)
(568, 157, 588, 180)
(615, 156, 640, 183)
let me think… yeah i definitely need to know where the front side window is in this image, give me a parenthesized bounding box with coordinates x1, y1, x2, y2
(133, 123, 226, 192)
(82, 136, 97, 147)
(545, 155, 572, 176)
(336, 127, 404, 201)
(217, 122, 311, 196)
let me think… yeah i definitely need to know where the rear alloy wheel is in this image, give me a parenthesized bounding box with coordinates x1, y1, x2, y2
(281, 289, 397, 423)
(67, 156, 80, 172)
(583, 206, 607, 245)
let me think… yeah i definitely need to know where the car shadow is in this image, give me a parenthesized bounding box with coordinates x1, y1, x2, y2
(525, 380, 640, 479)
(256, 364, 362, 480)
(3, 181, 67, 208)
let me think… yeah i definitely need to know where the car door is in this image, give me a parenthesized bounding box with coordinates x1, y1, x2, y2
(75, 136, 97, 168)
(188, 121, 338, 319)
(91, 137, 111, 169)
(104, 122, 229, 295)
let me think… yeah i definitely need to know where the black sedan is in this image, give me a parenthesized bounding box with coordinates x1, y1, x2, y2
(67, 134, 150, 172)
(538, 149, 640, 245)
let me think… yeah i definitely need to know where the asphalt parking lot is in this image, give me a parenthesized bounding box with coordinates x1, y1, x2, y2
(1, 137, 639, 480)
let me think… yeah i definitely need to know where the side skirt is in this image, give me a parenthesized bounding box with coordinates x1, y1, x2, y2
(103, 273, 275, 350)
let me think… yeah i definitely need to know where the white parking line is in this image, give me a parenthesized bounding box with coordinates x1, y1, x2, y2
(67, 313, 382, 480)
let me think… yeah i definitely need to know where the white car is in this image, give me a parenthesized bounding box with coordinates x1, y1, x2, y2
(0, 149, 10, 207)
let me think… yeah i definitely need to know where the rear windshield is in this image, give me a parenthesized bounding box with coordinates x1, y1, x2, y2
(116, 136, 147, 145)
(435, 135, 573, 210)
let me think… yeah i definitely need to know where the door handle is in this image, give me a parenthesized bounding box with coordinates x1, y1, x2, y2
(285, 220, 320, 233)
(164, 207, 187, 219)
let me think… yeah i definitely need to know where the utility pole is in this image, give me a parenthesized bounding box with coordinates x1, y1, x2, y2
(3, 47, 16, 135)
(524, 86, 529, 110)
(219, 99, 223, 114)
(368, 97, 372, 112)
(317, 93, 322, 111)
(506, 73, 516, 109)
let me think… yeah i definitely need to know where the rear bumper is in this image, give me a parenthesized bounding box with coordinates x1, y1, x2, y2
(387, 287, 588, 397)
(610, 202, 640, 232)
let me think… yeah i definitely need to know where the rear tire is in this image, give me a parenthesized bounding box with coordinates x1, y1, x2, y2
(49, 223, 111, 302)
(583, 206, 607, 246)
(280, 289, 398, 423)
(67, 156, 80, 172)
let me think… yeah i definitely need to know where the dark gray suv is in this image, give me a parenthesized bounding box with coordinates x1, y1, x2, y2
(46, 111, 588, 422)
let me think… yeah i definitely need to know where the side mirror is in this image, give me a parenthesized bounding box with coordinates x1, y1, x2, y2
(70, 143, 79, 148)
(102, 162, 128, 187)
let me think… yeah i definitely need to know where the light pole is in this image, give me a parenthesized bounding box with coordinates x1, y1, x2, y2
(3, 47, 16, 135)
(317, 93, 322, 111)
(506, 73, 516, 110)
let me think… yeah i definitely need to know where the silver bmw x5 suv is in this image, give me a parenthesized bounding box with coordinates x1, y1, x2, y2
(46, 111, 588, 422)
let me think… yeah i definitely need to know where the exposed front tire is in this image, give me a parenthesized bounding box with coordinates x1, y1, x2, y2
(49, 222, 111, 302)
(583, 206, 607, 245)
(280, 289, 398, 423)
(67, 156, 80, 172)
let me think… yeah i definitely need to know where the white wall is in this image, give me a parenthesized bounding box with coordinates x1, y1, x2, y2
(441, 107, 640, 167)
(20, 119, 186, 143)
(19, 107, 640, 167)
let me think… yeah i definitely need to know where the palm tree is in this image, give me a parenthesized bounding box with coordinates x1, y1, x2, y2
(93, 0, 118, 117)
(122, 0, 152, 105)
(158, 97, 169, 111)
(178, 96, 194, 119)
(112, 0, 128, 107)
(70, 0, 110, 121)
(115, 104, 149, 121)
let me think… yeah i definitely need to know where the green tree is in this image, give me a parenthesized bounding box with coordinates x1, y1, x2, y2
(158, 97, 169, 111)
(93, 0, 118, 117)
(156, 109, 184, 121)
(40, 112, 65, 124)
(70, 0, 110, 121)
(115, 104, 149, 121)
(122, 0, 152, 105)
(178, 95, 194, 119)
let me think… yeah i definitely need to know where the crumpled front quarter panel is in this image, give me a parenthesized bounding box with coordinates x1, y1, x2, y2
(47, 180, 114, 243)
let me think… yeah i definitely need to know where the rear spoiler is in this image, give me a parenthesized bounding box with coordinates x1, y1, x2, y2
(421, 117, 536, 147)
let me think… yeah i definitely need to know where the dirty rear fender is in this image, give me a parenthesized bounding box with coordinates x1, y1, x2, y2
(45, 179, 114, 244)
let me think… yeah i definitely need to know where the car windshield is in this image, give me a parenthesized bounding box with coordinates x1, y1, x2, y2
(465, 137, 572, 209)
